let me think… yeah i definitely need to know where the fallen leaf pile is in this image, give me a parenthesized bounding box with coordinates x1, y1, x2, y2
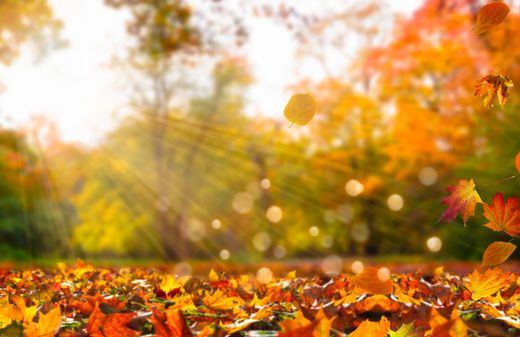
(4, 260, 520, 336)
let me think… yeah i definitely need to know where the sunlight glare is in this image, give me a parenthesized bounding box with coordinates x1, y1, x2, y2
(266, 206, 282, 223)
(387, 194, 404, 211)
(253, 232, 271, 251)
(351, 261, 364, 274)
(419, 167, 437, 186)
(427, 237, 442, 252)
(256, 267, 273, 284)
(232, 192, 254, 214)
(322, 255, 342, 275)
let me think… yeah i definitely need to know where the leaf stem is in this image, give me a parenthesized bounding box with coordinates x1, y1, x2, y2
(288, 123, 294, 128)
(476, 176, 515, 188)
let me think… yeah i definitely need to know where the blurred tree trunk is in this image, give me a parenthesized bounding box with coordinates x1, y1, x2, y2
(149, 61, 188, 261)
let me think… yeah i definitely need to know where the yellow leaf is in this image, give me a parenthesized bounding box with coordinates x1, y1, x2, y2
(464, 267, 511, 301)
(36, 306, 61, 337)
(209, 269, 219, 282)
(284, 93, 317, 128)
(203, 289, 245, 311)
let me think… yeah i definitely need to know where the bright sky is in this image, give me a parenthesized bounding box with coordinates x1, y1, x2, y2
(0, 0, 423, 145)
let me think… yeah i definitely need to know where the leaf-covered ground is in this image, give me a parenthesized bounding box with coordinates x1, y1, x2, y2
(3, 260, 520, 336)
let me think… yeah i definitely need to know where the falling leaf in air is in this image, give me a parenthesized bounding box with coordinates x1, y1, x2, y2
(437, 179, 483, 226)
(516, 151, 520, 179)
(464, 267, 512, 301)
(350, 267, 393, 295)
(388, 321, 425, 337)
(472, 2, 510, 34)
(481, 241, 516, 269)
(284, 93, 317, 128)
(474, 70, 513, 111)
(349, 316, 390, 337)
(482, 191, 520, 240)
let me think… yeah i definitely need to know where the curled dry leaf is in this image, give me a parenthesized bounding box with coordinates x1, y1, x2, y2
(474, 71, 513, 111)
(482, 191, 520, 239)
(437, 179, 483, 226)
(464, 267, 512, 301)
(350, 267, 393, 295)
(284, 93, 317, 128)
(472, 2, 510, 34)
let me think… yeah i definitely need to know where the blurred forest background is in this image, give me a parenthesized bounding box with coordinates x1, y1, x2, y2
(0, 0, 519, 267)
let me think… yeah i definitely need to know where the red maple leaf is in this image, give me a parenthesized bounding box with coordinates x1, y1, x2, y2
(437, 179, 483, 226)
(482, 191, 520, 241)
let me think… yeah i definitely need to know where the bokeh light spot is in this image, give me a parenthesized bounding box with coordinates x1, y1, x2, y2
(256, 267, 273, 284)
(322, 235, 333, 248)
(219, 249, 230, 260)
(323, 210, 336, 223)
(419, 167, 437, 186)
(377, 267, 391, 281)
(252, 232, 271, 251)
(273, 245, 286, 258)
(232, 192, 253, 214)
(351, 223, 369, 243)
(187, 218, 206, 242)
(351, 261, 364, 274)
(346, 180, 364, 196)
(211, 219, 221, 229)
(427, 236, 442, 252)
(260, 178, 271, 189)
(337, 204, 353, 223)
(309, 226, 319, 236)
(387, 194, 404, 211)
(266, 206, 282, 223)
(322, 255, 343, 275)
(173, 262, 192, 277)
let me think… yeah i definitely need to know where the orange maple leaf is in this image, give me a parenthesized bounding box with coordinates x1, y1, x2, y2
(349, 316, 390, 337)
(464, 267, 512, 301)
(474, 71, 513, 111)
(516, 151, 520, 179)
(350, 267, 393, 295)
(437, 179, 483, 225)
(277, 319, 321, 337)
(87, 303, 139, 337)
(482, 191, 520, 240)
(472, 2, 510, 35)
(150, 309, 193, 337)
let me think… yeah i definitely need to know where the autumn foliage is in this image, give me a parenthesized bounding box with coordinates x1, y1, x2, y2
(3, 259, 520, 336)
